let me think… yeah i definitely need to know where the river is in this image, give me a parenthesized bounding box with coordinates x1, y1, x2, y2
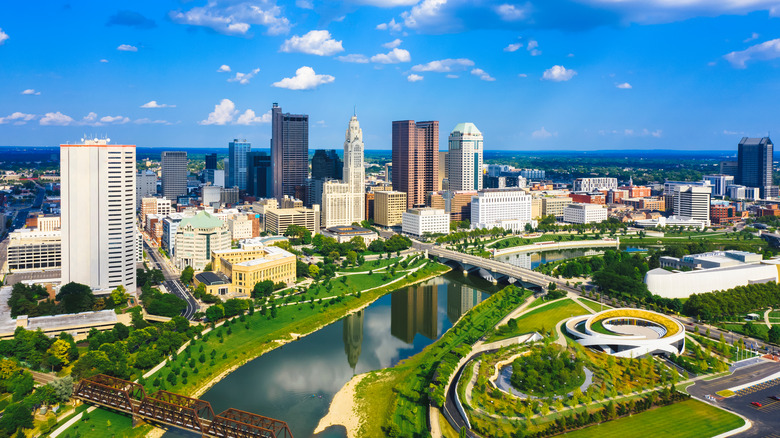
(495, 247, 607, 270)
(164, 271, 499, 438)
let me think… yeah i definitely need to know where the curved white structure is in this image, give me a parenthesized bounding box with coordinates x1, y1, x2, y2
(565, 308, 685, 358)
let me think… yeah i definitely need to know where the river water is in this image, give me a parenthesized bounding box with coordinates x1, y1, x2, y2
(164, 271, 499, 438)
(495, 247, 607, 270)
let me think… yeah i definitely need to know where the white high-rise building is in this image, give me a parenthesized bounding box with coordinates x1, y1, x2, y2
(573, 177, 618, 192)
(136, 170, 157, 209)
(674, 185, 711, 226)
(321, 115, 366, 228)
(61, 139, 136, 292)
(447, 123, 483, 191)
(471, 189, 535, 232)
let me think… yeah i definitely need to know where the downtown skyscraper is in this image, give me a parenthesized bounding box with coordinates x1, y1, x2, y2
(271, 103, 308, 202)
(61, 139, 136, 292)
(228, 139, 250, 190)
(737, 137, 774, 198)
(321, 115, 366, 227)
(447, 123, 483, 191)
(392, 120, 439, 209)
(161, 150, 188, 202)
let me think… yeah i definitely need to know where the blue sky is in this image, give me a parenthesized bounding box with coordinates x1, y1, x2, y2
(1, 1, 780, 151)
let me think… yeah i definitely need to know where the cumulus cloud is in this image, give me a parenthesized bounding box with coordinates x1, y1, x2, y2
(141, 100, 175, 108)
(200, 99, 239, 125)
(376, 18, 402, 31)
(100, 115, 131, 124)
(471, 68, 495, 81)
(383, 38, 403, 49)
(527, 39, 541, 56)
(236, 109, 272, 125)
(134, 118, 170, 125)
(407, 74, 424, 82)
(21, 89, 40, 95)
(280, 30, 344, 56)
(724, 38, 780, 68)
(411, 58, 474, 72)
(616, 82, 632, 89)
(336, 54, 370, 63)
(504, 42, 522, 52)
(272, 66, 335, 90)
(107, 10, 156, 29)
(370, 48, 411, 63)
(40, 112, 75, 126)
(169, 0, 291, 36)
(495, 3, 526, 21)
(0, 28, 8, 45)
(227, 68, 260, 84)
(532, 127, 556, 139)
(744, 32, 760, 42)
(542, 65, 576, 81)
(117, 44, 138, 52)
(296, 0, 314, 8)
(0, 112, 36, 125)
(217, 64, 231, 72)
(100, 59, 109, 63)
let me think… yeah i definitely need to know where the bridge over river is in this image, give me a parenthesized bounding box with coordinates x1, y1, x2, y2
(73, 374, 292, 438)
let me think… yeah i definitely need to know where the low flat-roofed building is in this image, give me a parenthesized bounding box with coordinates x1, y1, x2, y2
(194, 271, 231, 297)
(208, 246, 296, 298)
(402, 207, 449, 237)
(7, 229, 61, 271)
(645, 262, 780, 298)
(563, 203, 607, 224)
(659, 250, 762, 270)
(321, 225, 379, 244)
(264, 205, 320, 235)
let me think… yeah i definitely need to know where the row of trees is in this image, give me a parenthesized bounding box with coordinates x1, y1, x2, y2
(0, 327, 78, 373)
(683, 282, 780, 322)
(8, 282, 126, 318)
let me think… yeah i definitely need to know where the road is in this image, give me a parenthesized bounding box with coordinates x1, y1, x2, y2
(144, 239, 198, 320)
(9, 186, 45, 231)
(677, 316, 780, 358)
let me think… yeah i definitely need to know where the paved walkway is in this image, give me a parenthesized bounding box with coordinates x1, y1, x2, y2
(764, 307, 773, 329)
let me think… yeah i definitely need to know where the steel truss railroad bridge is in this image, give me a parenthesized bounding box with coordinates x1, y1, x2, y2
(73, 374, 293, 438)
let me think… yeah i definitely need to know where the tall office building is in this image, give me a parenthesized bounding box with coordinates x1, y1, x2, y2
(447, 123, 483, 191)
(321, 115, 366, 228)
(61, 139, 136, 292)
(161, 151, 188, 202)
(136, 170, 157, 209)
(312, 149, 343, 180)
(674, 185, 711, 225)
(392, 120, 439, 209)
(271, 103, 309, 201)
(737, 137, 773, 198)
(247, 151, 272, 198)
(205, 153, 218, 170)
(228, 139, 251, 190)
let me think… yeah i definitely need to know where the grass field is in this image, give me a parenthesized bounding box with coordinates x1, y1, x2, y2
(560, 399, 743, 438)
(721, 323, 769, 340)
(486, 298, 589, 342)
(58, 408, 152, 438)
(579, 298, 610, 313)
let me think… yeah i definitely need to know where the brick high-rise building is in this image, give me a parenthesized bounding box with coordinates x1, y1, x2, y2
(271, 103, 309, 202)
(392, 120, 439, 209)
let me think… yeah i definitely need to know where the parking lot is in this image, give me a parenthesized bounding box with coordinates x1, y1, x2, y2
(688, 361, 780, 437)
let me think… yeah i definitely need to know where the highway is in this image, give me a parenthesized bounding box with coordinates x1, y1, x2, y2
(143, 239, 198, 320)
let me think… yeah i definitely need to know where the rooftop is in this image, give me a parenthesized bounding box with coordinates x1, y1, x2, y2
(179, 211, 224, 229)
(450, 122, 482, 136)
(325, 225, 375, 234)
(195, 271, 230, 286)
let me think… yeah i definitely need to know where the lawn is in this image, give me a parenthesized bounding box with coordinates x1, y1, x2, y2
(559, 399, 743, 438)
(337, 256, 402, 272)
(486, 298, 589, 342)
(579, 298, 611, 313)
(721, 323, 769, 340)
(58, 407, 152, 438)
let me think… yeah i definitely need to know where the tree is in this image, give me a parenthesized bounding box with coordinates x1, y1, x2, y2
(46, 339, 72, 366)
(346, 250, 358, 266)
(0, 402, 33, 435)
(348, 236, 366, 253)
(56, 282, 95, 314)
(110, 285, 128, 306)
(48, 377, 74, 403)
(296, 260, 310, 278)
(180, 266, 195, 284)
(252, 280, 275, 298)
(769, 325, 780, 344)
(205, 304, 225, 321)
(309, 265, 320, 278)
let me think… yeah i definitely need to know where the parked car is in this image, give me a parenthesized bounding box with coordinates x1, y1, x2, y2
(770, 395, 780, 401)
(751, 401, 763, 407)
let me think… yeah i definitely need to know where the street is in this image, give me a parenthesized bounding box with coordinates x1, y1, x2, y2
(143, 239, 199, 320)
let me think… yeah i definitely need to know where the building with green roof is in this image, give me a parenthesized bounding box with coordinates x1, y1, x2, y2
(174, 211, 230, 270)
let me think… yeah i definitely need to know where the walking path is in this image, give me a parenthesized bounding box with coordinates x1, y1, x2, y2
(764, 307, 773, 329)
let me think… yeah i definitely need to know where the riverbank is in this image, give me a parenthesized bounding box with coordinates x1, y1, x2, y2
(491, 239, 620, 257)
(314, 373, 367, 438)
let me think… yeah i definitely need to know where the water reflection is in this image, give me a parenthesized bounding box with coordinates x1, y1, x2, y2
(391, 284, 438, 343)
(342, 310, 363, 370)
(447, 282, 482, 322)
(496, 248, 606, 270)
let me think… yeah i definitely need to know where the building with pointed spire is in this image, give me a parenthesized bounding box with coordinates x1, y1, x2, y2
(321, 114, 366, 228)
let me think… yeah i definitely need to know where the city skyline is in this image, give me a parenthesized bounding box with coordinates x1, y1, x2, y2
(1, 2, 779, 150)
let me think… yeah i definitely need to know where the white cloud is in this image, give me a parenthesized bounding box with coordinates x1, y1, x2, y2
(0, 112, 36, 125)
(471, 68, 495, 81)
(40, 112, 75, 126)
(724, 38, 780, 68)
(624, 129, 634, 135)
(567, 53, 575, 57)
(100, 115, 131, 124)
(616, 82, 632, 89)
(402, 0, 447, 29)
(407, 74, 424, 82)
(532, 127, 556, 139)
(134, 118, 170, 125)
(227, 68, 260, 84)
(141, 100, 175, 108)
(336, 54, 370, 63)
(0, 28, 8, 45)
(280, 30, 344, 56)
(169, 1, 291, 36)
(376, 18, 402, 31)
(495, 4, 526, 21)
(117, 44, 138, 52)
(527, 40, 541, 56)
(383, 38, 403, 49)
(272, 66, 335, 90)
(21, 89, 40, 95)
(81, 112, 100, 125)
(355, 0, 418, 6)
(217, 64, 231, 72)
(296, 0, 314, 9)
(744, 32, 760, 42)
(236, 109, 272, 125)
(200, 99, 238, 125)
(504, 42, 522, 52)
(370, 48, 411, 63)
(651, 129, 662, 137)
(411, 58, 474, 72)
(446, 74, 459, 78)
(518, 73, 528, 78)
(542, 65, 576, 81)
(100, 59, 109, 63)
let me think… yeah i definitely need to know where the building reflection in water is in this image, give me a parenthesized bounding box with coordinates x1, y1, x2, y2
(342, 310, 364, 370)
(391, 283, 438, 343)
(447, 282, 482, 322)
